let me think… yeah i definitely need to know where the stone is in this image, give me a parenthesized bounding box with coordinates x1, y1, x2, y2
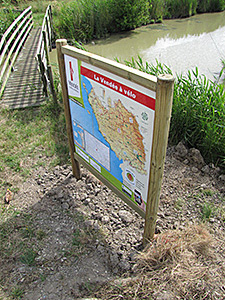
(188, 148, 205, 169)
(109, 253, 119, 265)
(153, 291, 174, 300)
(80, 193, 88, 201)
(191, 166, 199, 173)
(118, 210, 133, 224)
(118, 259, 131, 272)
(86, 173, 99, 185)
(84, 198, 91, 205)
(201, 165, 210, 174)
(62, 203, 69, 210)
(56, 190, 64, 200)
(219, 174, 225, 182)
(84, 220, 94, 227)
(175, 142, 188, 158)
(102, 215, 110, 224)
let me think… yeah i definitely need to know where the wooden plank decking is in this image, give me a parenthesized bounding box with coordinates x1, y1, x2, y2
(1, 27, 46, 109)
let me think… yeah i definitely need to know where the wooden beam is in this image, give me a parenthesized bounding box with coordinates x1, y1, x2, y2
(143, 74, 174, 245)
(61, 46, 157, 92)
(56, 39, 81, 179)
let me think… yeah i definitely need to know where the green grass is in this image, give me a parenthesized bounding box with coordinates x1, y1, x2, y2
(0, 3, 20, 37)
(10, 286, 24, 300)
(20, 249, 37, 266)
(0, 95, 70, 200)
(174, 198, 185, 210)
(201, 202, 214, 221)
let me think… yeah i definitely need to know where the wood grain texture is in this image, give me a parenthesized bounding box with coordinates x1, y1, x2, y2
(143, 74, 174, 244)
(56, 39, 81, 179)
(61, 45, 157, 92)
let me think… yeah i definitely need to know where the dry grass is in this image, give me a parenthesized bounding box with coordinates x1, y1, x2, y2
(96, 224, 225, 299)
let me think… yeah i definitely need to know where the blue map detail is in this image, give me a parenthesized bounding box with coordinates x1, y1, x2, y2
(69, 75, 123, 182)
(73, 124, 85, 148)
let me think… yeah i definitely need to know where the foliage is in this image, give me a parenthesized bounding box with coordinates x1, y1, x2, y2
(0, 3, 20, 37)
(148, 0, 165, 22)
(197, 0, 225, 12)
(107, 0, 150, 32)
(54, 0, 150, 42)
(165, 0, 198, 18)
(54, 0, 110, 42)
(123, 57, 225, 169)
(172, 69, 225, 167)
(54, 0, 224, 42)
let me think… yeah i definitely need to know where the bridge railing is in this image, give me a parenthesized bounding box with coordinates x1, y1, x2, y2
(36, 5, 56, 102)
(0, 6, 33, 97)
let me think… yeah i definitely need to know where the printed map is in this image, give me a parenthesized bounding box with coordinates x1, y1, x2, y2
(84, 84, 147, 175)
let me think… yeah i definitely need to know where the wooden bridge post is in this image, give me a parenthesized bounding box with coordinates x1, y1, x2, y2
(56, 39, 81, 179)
(37, 53, 48, 98)
(42, 31, 50, 65)
(47, 65, 57, 104)
(45, 15, 51, 52)
(49, 5, 54, 46)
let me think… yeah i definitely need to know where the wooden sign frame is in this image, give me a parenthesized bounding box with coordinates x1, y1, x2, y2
(56, 39, 174, 243)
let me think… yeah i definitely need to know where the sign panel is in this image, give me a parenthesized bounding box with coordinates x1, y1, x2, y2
(64, 54, 156, 213)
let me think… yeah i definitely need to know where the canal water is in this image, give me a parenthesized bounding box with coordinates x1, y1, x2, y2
(85, 11, 225, 80)
(51, 11, 225, 80)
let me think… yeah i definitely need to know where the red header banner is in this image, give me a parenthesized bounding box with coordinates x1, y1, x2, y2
(81, 66, 155, 110)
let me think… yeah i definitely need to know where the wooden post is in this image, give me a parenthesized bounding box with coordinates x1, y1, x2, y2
(49, 5, 54, 46)
(47, 65, 57, 104)
(56, 39, 81, 179)
(43, 31, 50, 66)
(37, 53, 48, 97)
(143, 74, 174, 245)
(45, 15, 51, 52)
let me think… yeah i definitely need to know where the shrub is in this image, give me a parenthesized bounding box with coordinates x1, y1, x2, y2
(106, 0, 150, 32)
(0, 6, 20, 37)
(208, 0, 225, 11)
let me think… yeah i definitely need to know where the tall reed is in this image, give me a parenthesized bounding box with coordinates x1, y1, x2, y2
(123, 57, 225, 169)
(165, 0, 198, 18)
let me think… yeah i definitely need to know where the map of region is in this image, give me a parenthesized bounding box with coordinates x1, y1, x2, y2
(85, 130, 110, 171)
(83, 83, 147, 175)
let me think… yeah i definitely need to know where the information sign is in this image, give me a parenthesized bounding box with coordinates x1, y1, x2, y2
(56, 39, 174, 242)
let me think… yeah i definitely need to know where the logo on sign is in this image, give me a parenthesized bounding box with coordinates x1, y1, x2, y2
(69, 61, 74, 81)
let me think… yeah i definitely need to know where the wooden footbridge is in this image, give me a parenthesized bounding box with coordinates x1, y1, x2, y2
(0, 6, 55, 109)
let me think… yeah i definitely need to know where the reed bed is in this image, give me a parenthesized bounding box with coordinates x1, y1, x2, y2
(53, 0, 225, 42)
(124, 57, 225, 170)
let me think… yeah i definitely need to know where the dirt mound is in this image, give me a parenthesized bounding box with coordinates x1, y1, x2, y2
(1, 144, 224, 299)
